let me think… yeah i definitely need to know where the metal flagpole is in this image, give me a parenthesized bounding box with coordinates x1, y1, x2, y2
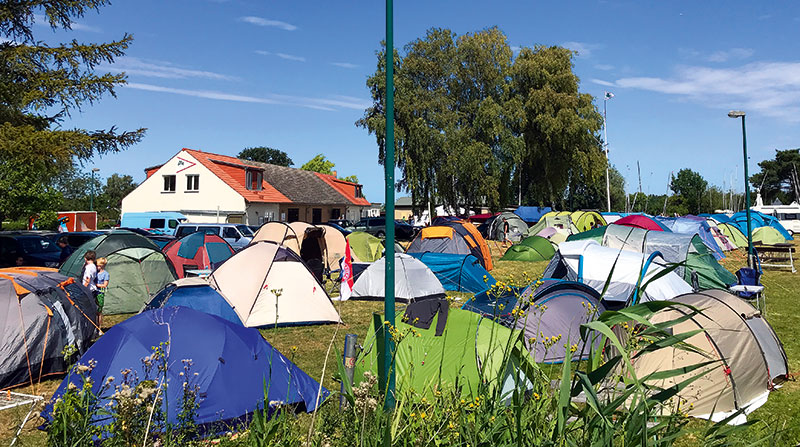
(603, 92, 613, 212)
(383, 0, 396, 412)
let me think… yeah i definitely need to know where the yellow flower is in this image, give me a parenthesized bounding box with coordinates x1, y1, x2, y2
(533, 392, 540, 400)
(420, 411, 427, 419)
(410, 412, 416, 418)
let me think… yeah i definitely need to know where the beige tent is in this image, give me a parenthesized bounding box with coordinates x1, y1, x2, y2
(208, 241, 341, 327)
(319, 224, 347, 271)
(251, 222, 330, 278)
(252, 222, 301, 253)
(633, 290, 787, 424)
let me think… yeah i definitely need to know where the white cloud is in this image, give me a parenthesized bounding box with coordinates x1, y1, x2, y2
(275, 53, 305, 62)
(561, 41, 602, 58)
(594, 64, 614, 71)
(239, 16, 297, 31)
(102, 57, 237, 81)
(607, 61, 800, 121)
(708, 48, 754, 63)
(591, 78, 615, 87)
(124, 82, 370, 112)
(33, 13, 100, 32)
(331, 62, 358, 69)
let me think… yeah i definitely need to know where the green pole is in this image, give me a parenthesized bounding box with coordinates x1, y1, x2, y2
(741, 115, 754, 268)
(382, 0, 396, 411)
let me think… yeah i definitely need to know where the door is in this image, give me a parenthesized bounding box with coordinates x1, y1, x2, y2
(222, 226, 245, 249)
(312, 208, 322, 224)
(287, 208, 300, 223)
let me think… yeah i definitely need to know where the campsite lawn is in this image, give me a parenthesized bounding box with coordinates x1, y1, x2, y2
(2, 239, 798, 445)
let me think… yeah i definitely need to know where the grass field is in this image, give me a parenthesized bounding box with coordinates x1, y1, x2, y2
(2, 239, 798, 445)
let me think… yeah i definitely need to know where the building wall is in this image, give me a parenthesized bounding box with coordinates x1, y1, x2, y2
(395, 208, 413, 221)
(245, 203, 281, 226)
(121, 151, 247, 222)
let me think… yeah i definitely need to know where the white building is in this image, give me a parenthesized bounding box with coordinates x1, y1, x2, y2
(121, 148, 371, 225)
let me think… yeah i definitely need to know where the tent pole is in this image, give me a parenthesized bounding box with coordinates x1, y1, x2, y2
(382, 0, 396, 413)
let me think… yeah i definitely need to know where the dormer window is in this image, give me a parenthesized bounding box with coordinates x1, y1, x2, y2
(355, 185, 363, 198)
(246, 169, 263, 190)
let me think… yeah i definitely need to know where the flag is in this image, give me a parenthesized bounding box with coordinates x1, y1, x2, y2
(604, 91, 615, 100)
(337, 239, 354, 301)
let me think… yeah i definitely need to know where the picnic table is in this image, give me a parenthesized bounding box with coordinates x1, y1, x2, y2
(755, 244, 796, 273)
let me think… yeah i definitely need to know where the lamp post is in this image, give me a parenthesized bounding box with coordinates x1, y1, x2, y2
(382, 0, 396, 412)
(90, 168, 100, 211)
(603, 92, 614, 212)
(728, 110, 754, 268)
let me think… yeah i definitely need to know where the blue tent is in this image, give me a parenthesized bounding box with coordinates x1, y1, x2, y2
(408, 252, 496, 294)
(42, 307, 328, 435)
(655, 216, 725, 260)
(709, 213, 732, 224)
(513, 206, 552, 223)
(144, 278, 242, 326)
(731, 210, 792, 241)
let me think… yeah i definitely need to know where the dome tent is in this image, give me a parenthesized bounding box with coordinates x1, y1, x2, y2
(208, 241, 341, 328)
(655, 217, 725, 260)
(752, 226, 788, 245)
(407, 220, 493, 271)
(162, 232, 235, 278)
(346, 231, 384, 263)
(615, 214, 669, 232)
(718, 223, 748, 247)
(42, 307, 328, 435)
(0, 268, 98, 389)
(543, 240, 693, 305)
(569, 224, 736, 290)
(633, 290, 787, 424)
(144, 277, 242, 326)
(350, 254, 446, 303)
(526, 213, 578, 237)
(731, 210, 792, 241)
(251, 222, 330, 280)
(59, 231, 177, 314)
(500, 235, 556, 262)
(485, 211, 528, 242)
(464, 280, 606, 364)
(570, 210, 607, 232)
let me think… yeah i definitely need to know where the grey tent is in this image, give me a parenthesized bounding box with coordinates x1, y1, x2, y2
(349, 254, 446, 303)
(634, 289, 787, 424)
(0, 267, 98, 389)
(485, 212, 528, 242)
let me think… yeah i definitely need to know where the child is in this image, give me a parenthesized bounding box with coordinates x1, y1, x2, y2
(82, 251, 99, 332)
(95, 257, 109, 330)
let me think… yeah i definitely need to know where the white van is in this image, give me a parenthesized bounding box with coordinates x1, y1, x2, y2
(752, 193, 800, 235)
(174, 223, 254, 250)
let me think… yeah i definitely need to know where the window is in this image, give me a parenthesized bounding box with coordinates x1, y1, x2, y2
(312, 208, 322, 224)
(149, 218, 166, 228)
(355, 186, 363, 198)
(287, 208, 300, 222)
(175, 226, 198, 237)
(223, 227, 240, 240)
(201, 226, 221, 235)
(331, 208, 342, 219)
(168, 219, 179, 229)
(246, 170, 263, 191)
(186, 174, 199, 192)
(163, 175, 176, 192)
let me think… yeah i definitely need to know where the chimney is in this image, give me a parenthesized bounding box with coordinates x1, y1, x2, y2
(332, 170, 337, 178)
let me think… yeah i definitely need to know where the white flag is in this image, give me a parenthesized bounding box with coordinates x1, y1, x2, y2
(604, 91, 615, 100)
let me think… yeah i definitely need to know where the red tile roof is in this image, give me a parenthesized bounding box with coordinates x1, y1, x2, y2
(181, 148, 291, 204)
(315, 173, 371, 206)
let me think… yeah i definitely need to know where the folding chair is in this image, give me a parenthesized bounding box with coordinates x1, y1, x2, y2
(729, 255, 765, 312)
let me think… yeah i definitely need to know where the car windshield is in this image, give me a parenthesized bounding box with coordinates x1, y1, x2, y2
(236, 225, 254, 237)
(20, 237, 60, 254)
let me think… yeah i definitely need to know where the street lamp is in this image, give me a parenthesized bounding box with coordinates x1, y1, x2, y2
(90, 168, 100, 212)
(728, 110, 754, 268)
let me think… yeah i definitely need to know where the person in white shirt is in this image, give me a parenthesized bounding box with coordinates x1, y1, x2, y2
(82, 250, 98, 293)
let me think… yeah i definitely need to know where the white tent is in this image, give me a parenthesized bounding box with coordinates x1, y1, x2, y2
(208, 241, 341, 327)
(543, 240, 692, 304)
(349, 254, 446, 303)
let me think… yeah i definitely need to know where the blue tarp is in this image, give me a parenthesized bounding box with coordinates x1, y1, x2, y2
(408, 252, 496, 294)
(145, 282, 242, 326)
(731, 210, 792, 241)
(42, 307, 328, 435)
(514, 206, 552, 223)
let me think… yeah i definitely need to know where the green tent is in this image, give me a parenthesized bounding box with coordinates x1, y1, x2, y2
(354, 309, 533, 399)
(718, 223, 748, 247)
(566, 226, 606, 244)
(501, 236, 555, 262)
(752, 226, 787, 245)
(526, 214, 577, 237)
(346, 231, 384, 262)
(570, 211, 607, 232)
(59, 231, 177, 314)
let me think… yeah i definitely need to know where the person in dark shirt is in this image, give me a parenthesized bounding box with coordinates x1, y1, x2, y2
(57, 237, 74, 264)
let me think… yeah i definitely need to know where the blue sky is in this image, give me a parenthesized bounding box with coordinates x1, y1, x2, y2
(40, 1, 800, 203)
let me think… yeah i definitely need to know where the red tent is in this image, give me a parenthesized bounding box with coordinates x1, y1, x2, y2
(615, 215, 668, 232)
(163, 232, 235, 278)
(467, 213, 497, 224)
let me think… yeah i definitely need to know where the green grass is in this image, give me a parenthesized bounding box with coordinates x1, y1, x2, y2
(2, 239, 798, 445)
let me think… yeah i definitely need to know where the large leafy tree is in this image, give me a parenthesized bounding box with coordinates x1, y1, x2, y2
(567, 166, 625, 212)
(238, 146, 294, 167)
(670, 168, 708, 215)
(97, 173, 136, 221)
(301, 154, 335, 175)
(0, 0, 144, 224)
(357, 27, 603, 212)
(750, 148, 800, 205)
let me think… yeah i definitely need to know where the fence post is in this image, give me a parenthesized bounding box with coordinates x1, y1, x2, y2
(340, 333, 358, 409)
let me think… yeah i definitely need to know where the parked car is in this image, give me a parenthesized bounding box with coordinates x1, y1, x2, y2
(327, 219, 356, 228)
(119, 212, 188, 236)
(322, 222, 352, 236)
(0, 234, 62, 268)
(351, 217, 416, 240)
(46, 231, 103, 249)
(174, 223, 254, 250)
(116, 227, 175, 249)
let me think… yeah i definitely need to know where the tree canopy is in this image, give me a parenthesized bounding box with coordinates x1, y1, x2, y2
(0, 0, 144, 223)
(669, 168, 708, 215)
(357, 27, 604, 212)
(238, 146, 294, 167)
(301, 154, 335, 175)
(750, 148, 800, 205)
